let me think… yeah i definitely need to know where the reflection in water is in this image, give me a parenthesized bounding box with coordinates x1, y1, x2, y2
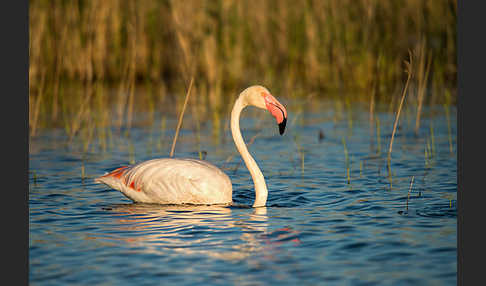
(93, 204, 278, 261)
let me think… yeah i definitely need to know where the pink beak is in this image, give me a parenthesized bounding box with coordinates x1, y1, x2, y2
(262, 92, 288, 135)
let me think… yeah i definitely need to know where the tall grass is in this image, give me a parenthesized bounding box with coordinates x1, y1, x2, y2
(29, 0, 456, 140)
(29, 2, 456, 90)
(170, 77, 194, 157)
(387, 50, 413, 189)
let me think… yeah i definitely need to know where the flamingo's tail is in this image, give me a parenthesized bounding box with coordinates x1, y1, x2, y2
(94, 166, 129, 187)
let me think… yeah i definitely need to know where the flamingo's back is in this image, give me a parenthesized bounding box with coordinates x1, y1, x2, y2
(95, 158, 233, 205)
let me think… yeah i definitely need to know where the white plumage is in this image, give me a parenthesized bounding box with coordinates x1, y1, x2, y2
(95, 85, 287, 207)
(95, 158, 232, 205)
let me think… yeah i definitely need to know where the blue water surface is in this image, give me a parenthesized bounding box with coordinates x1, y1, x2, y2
(29, 99, 457, 285)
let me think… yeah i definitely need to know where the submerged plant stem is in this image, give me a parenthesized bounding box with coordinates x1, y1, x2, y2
(301, 151, 305, 175)
(81, 163, 85, 181)
(406, 176, 415, 211)
(342, 137, 350, 184)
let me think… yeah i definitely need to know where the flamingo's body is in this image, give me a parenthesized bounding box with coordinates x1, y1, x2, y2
(95, 85, 287, 207)
(95, 158, 232, 205)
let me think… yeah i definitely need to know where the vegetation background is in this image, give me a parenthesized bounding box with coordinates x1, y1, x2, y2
(29, 0, 456, 140)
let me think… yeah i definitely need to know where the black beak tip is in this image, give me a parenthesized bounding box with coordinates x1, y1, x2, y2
(278, 117, 287, 135)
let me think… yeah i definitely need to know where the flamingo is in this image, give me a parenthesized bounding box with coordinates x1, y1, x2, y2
(95, 85, 287, 207)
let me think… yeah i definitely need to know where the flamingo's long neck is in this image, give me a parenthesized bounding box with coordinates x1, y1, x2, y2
(231, 94, 268, 207)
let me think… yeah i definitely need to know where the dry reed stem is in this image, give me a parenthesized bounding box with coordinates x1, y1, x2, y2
(301, 151, 305, 175)
(406, 175, 415, 211)
(360, 161, 363, 178)
(414, 44, 433, 135)
(129, 141, 135, 164)
(82, 116, 95, 152)
(81, 163, 85, 181)
(376, 116, 381, 154)
(444, 103, 454, 154)
(369, 81, 376, 131)
(387, 50, 413, 188)
(115, 58, 131, 131)
(170, 76, 194, 157)
(388, 51, 413, 166)
(30, 71, 46, 137)
(342, 137, 350, 184)
(125, 19, 137, 135)
(190, 90, 204, 160)
(430, 123, 436, 157)
(68, 86, 93, 143)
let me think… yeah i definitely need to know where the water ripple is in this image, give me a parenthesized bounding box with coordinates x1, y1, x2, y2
(29, 105, 457, 285)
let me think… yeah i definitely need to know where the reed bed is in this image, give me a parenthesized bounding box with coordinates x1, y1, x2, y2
(29, 1, 456, 193)
(29, 0, 456, 134)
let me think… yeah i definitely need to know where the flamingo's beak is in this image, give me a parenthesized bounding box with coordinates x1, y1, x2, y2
(262, 92, 288, 135)
(278, 117, 287, 135)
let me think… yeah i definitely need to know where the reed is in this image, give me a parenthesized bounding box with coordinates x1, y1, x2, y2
(27, 0, 457, 188)
(443, 90, 454, 154)
(29, 71, 45, 137)
(425, 140, 432, 168)
(81, 116, 95, 153)
(347, 165, 351, 185)
(414, 40, 433, 135)
(342, 137, 350, 184)
(406, 176, 415, 211)
(66, 84, 94, 143)
(375, 116, 381, 155)
(345, 96, 353, 132)
(190, 92, 204, 161)
(444, 105, 454, 155)
(301, 150, 305, 175)
(81, 162, 85, 182)
(387, 50, 413, 188)
(369, 84, 376, 152)
(424, 142, 428, 167)
(29, 0, 456, 136)
(359, 161, 363, 178)
(170, 77, 194, 158)
(429, 122, 436, 157)
(129, 141, 135, 164)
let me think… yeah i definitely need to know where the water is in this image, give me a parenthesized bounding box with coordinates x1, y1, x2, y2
(29, 99, 457, 285)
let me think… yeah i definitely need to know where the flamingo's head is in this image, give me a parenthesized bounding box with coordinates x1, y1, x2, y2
(245, 85, 288, 135)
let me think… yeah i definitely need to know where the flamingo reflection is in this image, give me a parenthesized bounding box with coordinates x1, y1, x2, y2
(89, 204, 300, 261)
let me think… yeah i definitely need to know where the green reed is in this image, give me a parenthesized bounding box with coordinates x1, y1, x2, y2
(81, 162, 85, 182)
(406, 176, 415, 212)
(342, 137, 350, 184)
(375, 116, 381, 155)
(28, 1, 457, 195)
(359, 161, 363, 178)
(430, 122, 436, 157)
(29, 0, 456, 135)
(443, 90, 454, 155)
